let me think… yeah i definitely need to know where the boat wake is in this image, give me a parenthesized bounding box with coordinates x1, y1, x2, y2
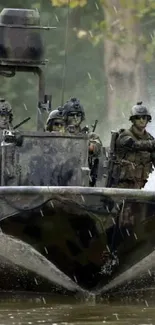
(0, 232, 84, 293)
(96, 249, 155, 295)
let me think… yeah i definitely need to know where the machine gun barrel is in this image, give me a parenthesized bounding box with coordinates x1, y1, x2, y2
(13, 117, 31, 130)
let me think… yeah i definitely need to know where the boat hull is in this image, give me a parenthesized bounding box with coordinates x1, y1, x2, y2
(0, 193, 155, 292)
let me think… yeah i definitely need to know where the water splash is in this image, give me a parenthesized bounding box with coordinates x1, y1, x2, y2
(0, 233, 83, 293)
(96, 250, 155, 295)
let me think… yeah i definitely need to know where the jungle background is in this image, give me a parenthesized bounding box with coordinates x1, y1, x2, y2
(1, 0, 155, 144)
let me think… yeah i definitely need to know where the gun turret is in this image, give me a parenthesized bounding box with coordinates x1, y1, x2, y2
(0, 8, 55, 131)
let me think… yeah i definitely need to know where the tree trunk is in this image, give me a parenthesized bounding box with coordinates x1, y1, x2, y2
(103, 0, 148, 129)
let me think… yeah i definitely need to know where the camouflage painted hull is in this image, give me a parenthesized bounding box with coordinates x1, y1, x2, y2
(0, 130, 155, 292)
(0, 188, 155, 292)
(0, 195, 111, 291)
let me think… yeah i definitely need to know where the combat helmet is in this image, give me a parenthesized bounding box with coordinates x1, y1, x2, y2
(62, 97, 85, 121)
(0, 98, 13, 122)
(46, 108, 64, 130)
(129, 101, 151, 122)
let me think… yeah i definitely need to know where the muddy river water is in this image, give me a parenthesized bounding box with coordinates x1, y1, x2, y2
(0, 292, 155, 325)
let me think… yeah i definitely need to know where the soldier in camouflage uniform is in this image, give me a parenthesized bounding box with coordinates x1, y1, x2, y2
(111, 101, 155, 225)
(88, 132, 103, 186)
(45, 108, 65, 133)
(112, 101, 155, 189)
(62, 97, 85, 135)
(0, 98, 13, 130)
(62, 97, 103, 186)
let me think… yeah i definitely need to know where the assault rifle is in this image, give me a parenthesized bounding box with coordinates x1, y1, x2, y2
(89, 119, 99, 187)
(105, 131, 118, 187)
(92, 119, 98, 132)
(13, 116, 31, 130)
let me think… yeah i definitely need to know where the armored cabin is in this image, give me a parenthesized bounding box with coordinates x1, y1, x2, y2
(0, 8, 106, 192)
(0, 8, 94, 190)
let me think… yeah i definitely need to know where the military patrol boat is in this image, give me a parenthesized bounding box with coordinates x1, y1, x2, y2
(0, 7, 155, 293)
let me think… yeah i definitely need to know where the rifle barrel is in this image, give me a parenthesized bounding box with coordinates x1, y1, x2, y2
(13, 117, 31, 130)
(92, 119, 98, 132)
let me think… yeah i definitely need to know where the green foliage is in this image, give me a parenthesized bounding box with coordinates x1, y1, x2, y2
(51, 0, 87, 7)
(1, 0, 155, 133)
(50, 0, 155, 63)
(0, 0, 105, 130)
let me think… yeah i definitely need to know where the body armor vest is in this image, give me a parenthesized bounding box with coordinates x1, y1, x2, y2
(112, 128, 154, 188)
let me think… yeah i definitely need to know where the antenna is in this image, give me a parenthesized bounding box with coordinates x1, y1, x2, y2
(61, 0, 70, 107)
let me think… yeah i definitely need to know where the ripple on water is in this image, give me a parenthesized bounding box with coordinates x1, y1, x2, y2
(0, 298, 154, 325)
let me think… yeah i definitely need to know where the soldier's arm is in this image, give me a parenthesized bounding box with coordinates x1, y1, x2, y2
(89, 132, 102, 156)
(116, 132, 155, 152)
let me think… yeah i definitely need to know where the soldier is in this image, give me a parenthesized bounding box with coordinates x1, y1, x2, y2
(0, 98, 13, 130)
(88, 132, 103, 186)
(110, 101, 155, 226)
(62, 97, 103, 186)
(62, 97, 85, 134)
(45, 108, 65, 133)
(111, 101, 155, 189)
